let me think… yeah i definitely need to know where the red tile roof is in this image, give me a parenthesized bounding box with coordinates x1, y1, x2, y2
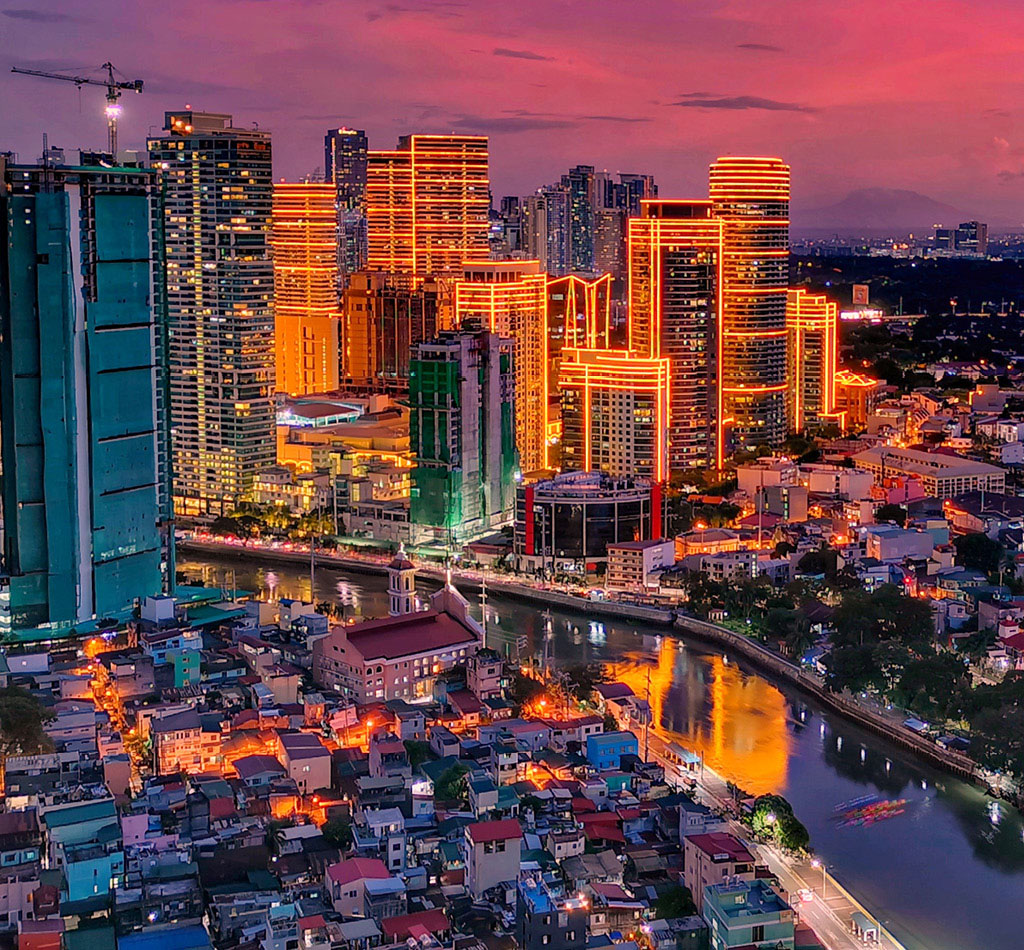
(326, 857, 390, 885)
(382, 909, 449, 940)
(685, 832, 753, 862)
(343, 610, 478, 661)
(448, 690, 482, 714)
(466, 818, 523, 844)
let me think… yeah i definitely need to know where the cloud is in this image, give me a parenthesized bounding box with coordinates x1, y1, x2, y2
(492, 47, 554, 62)
(672, 94, 814, 112)
(580, 114, 651, 124)
(450, 114, 577, 132)
(737, 42, 784, 52)
(366, 1, 465, 21)
(3, 8, 70, 21)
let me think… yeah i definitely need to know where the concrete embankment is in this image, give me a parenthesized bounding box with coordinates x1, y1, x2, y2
(179, 539, 976, 781)
(177, 540, 675, 625)
(674, 614, 978, 782)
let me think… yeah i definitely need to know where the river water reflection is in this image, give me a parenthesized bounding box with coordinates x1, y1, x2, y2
(179, 555, 1024, 950)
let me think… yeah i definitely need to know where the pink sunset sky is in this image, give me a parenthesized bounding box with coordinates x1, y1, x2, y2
(2, 0, 1023, 218)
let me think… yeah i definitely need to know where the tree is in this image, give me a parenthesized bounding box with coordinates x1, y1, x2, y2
(832, 585, 932, 649)
(875, 503, 907, 527)
(749, 794, 810, 853)
(602, 712, 618, 732)
(653, 885, 696, 919)
(953, 532, 1003, 575)
(404, 740, 432, 769)
(321, 816, 353, 849)
(797, 547, 834, 577)
(895, 652, 969, 720)
(435, 763, 470, 803)
(824, 644, 884, 693)
(564, 664, 608, 702)
(509, 671, 545, 710)
(0, 688, 53, 765)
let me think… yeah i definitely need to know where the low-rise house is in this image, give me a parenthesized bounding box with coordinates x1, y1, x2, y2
(233, 755, 287, 788)
(325, 857, 390, 916)
(150, 709, 206, 776)
(368, 737, 410, 781)
(464, 818, 522, 898)
(353, 808, 407, 872)
(515, 877, 587, 950)
(277, 733, 331, 794)
(586, 731, 639, 771)
(683, 832, 756, 915)
(701, 879, 795, 950)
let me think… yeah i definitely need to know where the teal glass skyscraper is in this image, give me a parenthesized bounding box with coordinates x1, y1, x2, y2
(0, 152, 164, 640)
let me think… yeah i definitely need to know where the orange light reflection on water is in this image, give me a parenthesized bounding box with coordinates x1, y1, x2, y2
(610, 638, 791, 797)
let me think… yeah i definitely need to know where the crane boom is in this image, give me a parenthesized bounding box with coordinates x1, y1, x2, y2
(10, 62, 144, 156)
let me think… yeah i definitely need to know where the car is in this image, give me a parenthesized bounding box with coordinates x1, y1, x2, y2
(797, 888, 815, 903)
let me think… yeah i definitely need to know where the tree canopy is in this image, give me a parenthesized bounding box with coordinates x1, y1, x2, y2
(0, 688, 53, 763)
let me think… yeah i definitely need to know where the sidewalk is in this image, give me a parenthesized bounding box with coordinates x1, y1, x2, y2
(642, 727, 906, 950)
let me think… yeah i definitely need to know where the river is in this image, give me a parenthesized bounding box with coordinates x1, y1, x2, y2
(179, 553, 1024, 950)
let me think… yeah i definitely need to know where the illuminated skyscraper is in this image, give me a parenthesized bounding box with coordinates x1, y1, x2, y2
(324, 127, 368, 283)
(546, 273, 612, 458)
(342, 273, 444, 392)
(149, 111, 275, 517)
(709, 157, 790, 449)
(366, 134, 489, 281)
(560, 348, 670, 482)
(562, 164, 596, 272)
(272, 183, 341, 396)
(522, 187, 571, 276)
(455, 262, 549, 473)
(628, 200, 723, 470)
(786, 289, 839, 432)
(409, 325, 517, 545)
(0, 154, 164, 636)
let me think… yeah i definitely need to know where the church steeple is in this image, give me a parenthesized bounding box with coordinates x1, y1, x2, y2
(387, 543, 417, 616)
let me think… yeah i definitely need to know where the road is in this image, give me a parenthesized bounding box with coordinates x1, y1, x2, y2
(642, 726, 905, 950)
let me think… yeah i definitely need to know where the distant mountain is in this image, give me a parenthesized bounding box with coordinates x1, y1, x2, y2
(795, 188, 971, 234)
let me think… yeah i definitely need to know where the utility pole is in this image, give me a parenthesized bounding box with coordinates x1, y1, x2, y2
(644, 665, 652, 763)
(310, 534, 316, 602)
(481, 574, 488, 643)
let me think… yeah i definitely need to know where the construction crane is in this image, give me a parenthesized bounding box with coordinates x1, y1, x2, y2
(10, 62, 143, 156)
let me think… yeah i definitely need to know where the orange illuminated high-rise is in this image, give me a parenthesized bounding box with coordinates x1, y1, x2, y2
(367, 134, 490, 282)
(455, 261, 549, 473)
(271, 182, 342, 396)
(786, 289, 839, 432)
(709, 157, 790, 449)
(628, 200, 723, 471)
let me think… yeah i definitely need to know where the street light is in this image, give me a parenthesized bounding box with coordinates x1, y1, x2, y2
(810, 858, 827, 899)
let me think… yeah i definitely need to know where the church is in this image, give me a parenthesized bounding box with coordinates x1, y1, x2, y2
(311, 545, 484, 702)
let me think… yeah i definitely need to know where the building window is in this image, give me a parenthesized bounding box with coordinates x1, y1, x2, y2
(752, 925, 764, 942)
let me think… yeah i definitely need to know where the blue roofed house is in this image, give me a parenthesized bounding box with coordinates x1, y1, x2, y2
(116, 923, 212, 950)
(40, 797, 123, 915)
(702, 879, 795, 950)
(585, 731, 639, 771)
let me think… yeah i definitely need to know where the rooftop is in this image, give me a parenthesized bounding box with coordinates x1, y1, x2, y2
(341, 609, 479, 661)
(705, 878, 791, 921)
(686, 832, 753, 862)
(466, 818, 523, 844)
(326, 856, 390, 885)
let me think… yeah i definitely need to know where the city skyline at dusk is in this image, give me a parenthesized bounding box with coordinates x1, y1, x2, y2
(2, 0, 1024, 221)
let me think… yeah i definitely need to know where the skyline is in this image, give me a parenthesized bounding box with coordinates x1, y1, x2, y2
(2, 0, 1024, 223)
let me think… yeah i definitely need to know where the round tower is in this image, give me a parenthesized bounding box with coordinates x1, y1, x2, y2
(387, 543, 417, 616)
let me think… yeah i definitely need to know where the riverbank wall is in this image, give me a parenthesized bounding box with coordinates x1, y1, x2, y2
(177, 540, 675, 625)
(179, 539, 976, 781)
(674, 614, 978, 782)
